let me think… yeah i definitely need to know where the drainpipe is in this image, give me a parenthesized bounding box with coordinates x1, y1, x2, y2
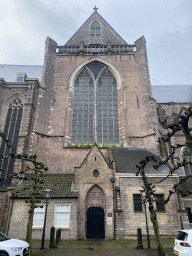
(110, 177, 116, 239)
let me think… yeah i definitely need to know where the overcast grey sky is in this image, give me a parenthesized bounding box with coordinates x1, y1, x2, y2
(0, 0, 192, 85)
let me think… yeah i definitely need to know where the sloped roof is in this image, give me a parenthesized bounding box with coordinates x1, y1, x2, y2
(112, 148, 170, 174)
(14, 174, 78, 198)
(152, 85, 192, 103)
(0, 64, 43, 82)
(65, 10, 127, 47)
(179, 176, 192, 196)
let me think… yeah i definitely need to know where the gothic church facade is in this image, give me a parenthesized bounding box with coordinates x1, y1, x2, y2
(0, 9, 190, 239)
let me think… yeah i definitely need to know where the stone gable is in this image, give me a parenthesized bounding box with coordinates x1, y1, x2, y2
(65, 10, 127, 47)
(74, 144, 114, 238)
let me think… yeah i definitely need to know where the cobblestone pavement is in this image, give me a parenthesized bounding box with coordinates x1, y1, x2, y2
(32, 239, 174, 256)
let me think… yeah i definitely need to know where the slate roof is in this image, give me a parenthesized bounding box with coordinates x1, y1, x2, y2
(179, 176, 192, 196)
(152, 85, 192, 103)
(64, 10, 127, 47)
(112, 148, 170, 174)
(14, 174, 78, 198)
(0, 64, 191, 104)
(0, 64, 43, 82)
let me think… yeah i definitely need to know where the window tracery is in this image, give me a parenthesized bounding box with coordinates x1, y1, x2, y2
(71, 61, 119, 144)
(86, 61, 105, 79)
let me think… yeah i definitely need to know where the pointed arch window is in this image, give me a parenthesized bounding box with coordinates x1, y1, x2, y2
(90, 21, 101, 36)
(0, 98, 24, 186)
(71, 61, 119, 144)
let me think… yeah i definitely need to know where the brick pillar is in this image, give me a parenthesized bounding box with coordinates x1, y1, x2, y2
(12, 80, 40, 178)
(34, 37, 57, 136)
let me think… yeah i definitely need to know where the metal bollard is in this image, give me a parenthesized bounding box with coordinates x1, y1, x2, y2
(56, 228, 61, 245)
(136, 228, 143, 249)
(49, 226, 57, 248)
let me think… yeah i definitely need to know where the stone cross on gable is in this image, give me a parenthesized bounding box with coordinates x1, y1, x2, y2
(93, 6, 98, 12)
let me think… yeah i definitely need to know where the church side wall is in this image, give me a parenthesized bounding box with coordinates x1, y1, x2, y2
(117, 175, 181, 237)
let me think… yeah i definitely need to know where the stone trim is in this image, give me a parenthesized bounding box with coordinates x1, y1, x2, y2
(116, 173, 179, 178)
(63, 59, 126, 146)
(68, 143, 122, 148)
(68, 57, 123, 93)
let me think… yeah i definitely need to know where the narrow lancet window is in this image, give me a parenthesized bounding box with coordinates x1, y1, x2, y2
(0, 98, 24, 186)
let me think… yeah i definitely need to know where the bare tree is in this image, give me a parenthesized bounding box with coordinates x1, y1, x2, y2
(136, 105, 192, 256)
(0, 133, 48, 255)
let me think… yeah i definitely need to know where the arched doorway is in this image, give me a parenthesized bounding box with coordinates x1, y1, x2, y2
(86, 185, 105, 240)
(87, 207, 105, 240)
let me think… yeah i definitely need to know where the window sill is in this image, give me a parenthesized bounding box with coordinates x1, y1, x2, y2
(33, 227, 71, 230)
(55, 227, 70, 230)
(67, 143, 123, 148)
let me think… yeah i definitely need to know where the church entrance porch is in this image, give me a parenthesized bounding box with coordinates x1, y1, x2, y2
(86, 207, 105, 240)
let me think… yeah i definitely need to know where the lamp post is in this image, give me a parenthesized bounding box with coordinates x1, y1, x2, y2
(40, 188, 51, 250)
(140, 188, 151, 249)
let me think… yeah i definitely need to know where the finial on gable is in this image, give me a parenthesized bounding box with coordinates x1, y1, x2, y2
(93, 6, 98, 12)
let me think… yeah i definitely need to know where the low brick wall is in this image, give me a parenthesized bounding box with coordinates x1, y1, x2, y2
(8, 198, 78, 240)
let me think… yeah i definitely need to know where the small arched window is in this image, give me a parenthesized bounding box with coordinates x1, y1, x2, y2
(90, 21, 101, 36)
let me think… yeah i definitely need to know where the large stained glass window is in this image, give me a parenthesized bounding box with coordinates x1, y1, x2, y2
(0, 98, 24, 186)
(71, 61, 119, 144)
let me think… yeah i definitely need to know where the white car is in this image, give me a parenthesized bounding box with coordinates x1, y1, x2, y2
(0, 232, 29, 256)
(174, 229, 192, 256)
